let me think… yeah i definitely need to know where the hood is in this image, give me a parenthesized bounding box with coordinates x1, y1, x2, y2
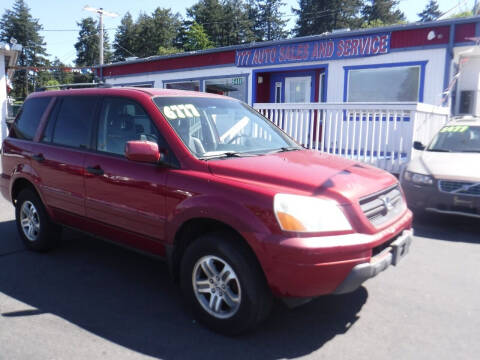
(408, 151, 480, 182)
(207, 150, 397, 203)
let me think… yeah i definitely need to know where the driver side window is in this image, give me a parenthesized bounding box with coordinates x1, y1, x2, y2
(97, 97, 161, 156)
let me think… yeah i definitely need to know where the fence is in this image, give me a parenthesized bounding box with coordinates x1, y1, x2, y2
(253, 102, 450, 173)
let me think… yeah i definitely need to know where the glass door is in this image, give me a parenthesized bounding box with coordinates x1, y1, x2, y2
(285, 76, 311, 103)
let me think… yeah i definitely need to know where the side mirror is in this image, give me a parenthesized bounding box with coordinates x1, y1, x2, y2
(125, 140, 163, 164)
(413, 141, 425, 151)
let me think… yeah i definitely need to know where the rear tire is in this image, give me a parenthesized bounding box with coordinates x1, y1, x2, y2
(15, 188, 61, 252)
(180, 232, 272, 335)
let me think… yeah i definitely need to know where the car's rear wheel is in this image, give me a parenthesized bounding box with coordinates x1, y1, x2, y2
(180, 232, 272, 335)
(15, 188, 61, 251)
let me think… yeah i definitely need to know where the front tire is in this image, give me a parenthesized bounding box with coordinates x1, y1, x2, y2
(180, 232, 272, 335)
(15, 188, 61, 252)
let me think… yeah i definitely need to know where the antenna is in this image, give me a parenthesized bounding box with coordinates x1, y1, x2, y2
(83, 5, 118, 65)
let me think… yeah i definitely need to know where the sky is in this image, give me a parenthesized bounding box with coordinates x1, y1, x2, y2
(1, 0, 477, 65)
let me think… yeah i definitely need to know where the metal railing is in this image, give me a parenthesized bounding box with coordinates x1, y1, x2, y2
(254, 102, 449, 173)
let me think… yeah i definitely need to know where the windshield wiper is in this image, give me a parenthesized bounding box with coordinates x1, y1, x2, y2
(427, 148, 451, 152)
(461, 150, 480, 153)
(267, 146, 301, 154)
(199, 151, 256, 160)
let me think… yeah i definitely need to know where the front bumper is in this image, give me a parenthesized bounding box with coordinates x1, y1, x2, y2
(333, 229, 412, 294)
(402, 181, 480, 218)
(254, 209, 413, 299)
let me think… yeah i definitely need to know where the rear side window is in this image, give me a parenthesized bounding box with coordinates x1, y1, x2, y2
(11, 97, 51, 140)
(49, 97, 98, 149)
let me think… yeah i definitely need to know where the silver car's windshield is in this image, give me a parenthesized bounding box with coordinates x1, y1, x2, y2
(428, 125, 480, 153)
(153, 97, 300, 159)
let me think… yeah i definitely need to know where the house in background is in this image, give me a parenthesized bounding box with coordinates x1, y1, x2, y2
(96, 16, 480, 173)
(0, 42, 21, 145)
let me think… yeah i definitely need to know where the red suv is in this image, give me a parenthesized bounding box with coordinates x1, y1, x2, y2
(1, 88, 412, 334)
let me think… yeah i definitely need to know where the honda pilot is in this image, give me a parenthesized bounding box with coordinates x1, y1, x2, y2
(1, 88, 413, 334)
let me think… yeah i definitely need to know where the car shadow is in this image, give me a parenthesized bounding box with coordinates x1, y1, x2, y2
(412, 212, 480, 244)
(0, 223, 368, 359)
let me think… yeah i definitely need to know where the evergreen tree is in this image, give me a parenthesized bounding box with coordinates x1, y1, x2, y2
(418, 0, 441, 22)
(246, 0, 263, 41)
(74, 17, 112, 66)
(293, 0, 363, 37)
(0, 0, 48, 98)
(187, 0, 255, 46)
(113, 12, 137, 61)
(50, 58, 74, 84)
(362, 0, 405, 26)
(184, 22, 213, 51)
(134, 8, 182, 58)
(187, 0, 226, 46)
(257, 0, 288, 41)
(223, 0, 255, 45)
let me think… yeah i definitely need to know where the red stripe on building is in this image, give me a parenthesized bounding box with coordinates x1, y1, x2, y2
(101, 51, 236, 77)
(391, 26, 450, 48)
(454, 23, 476, 43)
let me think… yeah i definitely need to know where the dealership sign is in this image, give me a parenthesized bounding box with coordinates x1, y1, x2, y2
(235, 33, 391, 67)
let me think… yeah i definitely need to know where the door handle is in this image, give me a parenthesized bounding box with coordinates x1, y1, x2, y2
(32, 154, 45, 162)
(86, 166, 104, 176)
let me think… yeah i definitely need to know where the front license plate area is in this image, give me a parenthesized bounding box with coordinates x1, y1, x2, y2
(391, 232, 412, 266)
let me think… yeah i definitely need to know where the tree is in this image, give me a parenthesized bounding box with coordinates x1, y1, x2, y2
(293, 0, 363, 37)
(134, 8, 182, 58)
(187, 0, 226, 46)
(113, 12, 137, 61)
(418, 0, 441, 22)
(257, 0, 288, 41)
(50, 58, 74, 84)
(0, 0, 48, 98)
(362, 0, 405, 26)
(187, 0, 255, 46)
(245, 0, 263, 41)
(157, 46, 183, 55)
(184, 22, 213, 51)
(448, 11, 473, 19)
(74, 17, 112, 66)
(222, 0, 255, 44)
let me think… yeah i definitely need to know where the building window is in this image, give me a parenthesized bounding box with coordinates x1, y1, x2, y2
(205, 77, 247, 102)
(165, 81, 200, 91)
(347, 65, 421, 102)
(275, 82, 282, 103)
(318, 72, 326, 102)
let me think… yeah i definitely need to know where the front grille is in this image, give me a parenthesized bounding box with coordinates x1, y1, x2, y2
(359, 184, 404, 227)
(439, 180, 480, 197)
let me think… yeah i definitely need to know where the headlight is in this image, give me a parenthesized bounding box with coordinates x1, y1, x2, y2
(404, 171, 433, 185)
(273, 194, 352, 232)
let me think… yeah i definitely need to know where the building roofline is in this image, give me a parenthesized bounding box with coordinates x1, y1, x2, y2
(96, 15, 480, 70)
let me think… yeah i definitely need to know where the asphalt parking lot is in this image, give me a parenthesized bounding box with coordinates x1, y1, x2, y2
(0, 196, 479, 360)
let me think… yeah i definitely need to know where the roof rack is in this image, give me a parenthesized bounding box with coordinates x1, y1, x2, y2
(35, 82, 113, 92)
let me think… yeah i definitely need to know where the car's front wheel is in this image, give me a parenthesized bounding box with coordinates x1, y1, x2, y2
(180, 232, 272, 335)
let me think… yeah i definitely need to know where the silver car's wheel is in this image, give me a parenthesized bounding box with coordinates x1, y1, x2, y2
(192, 255, 241, 319)
(20, 201, 41, 241)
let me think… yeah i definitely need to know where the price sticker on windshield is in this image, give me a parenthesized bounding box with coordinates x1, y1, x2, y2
(440, 125, 469, 133)
(163, 104, 200, 120)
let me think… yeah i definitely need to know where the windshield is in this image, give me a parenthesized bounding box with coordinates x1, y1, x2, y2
(153, 97, 300, 159)
(428, 125, 480, 153)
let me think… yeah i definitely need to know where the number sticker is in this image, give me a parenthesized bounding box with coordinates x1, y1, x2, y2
(163, 104, 200, 120)
(440, 125, 469, 133)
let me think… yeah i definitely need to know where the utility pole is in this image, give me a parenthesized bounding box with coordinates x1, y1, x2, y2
(83, 5, 118, 65)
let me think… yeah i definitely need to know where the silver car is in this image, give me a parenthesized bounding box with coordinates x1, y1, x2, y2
(401, 117, 480, 218)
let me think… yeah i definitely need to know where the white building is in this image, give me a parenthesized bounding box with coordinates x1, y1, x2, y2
(0, 42, 21, 144)
(98, 17, 480, 116)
